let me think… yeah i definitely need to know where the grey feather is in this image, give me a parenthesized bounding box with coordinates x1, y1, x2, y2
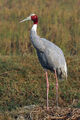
(30, 27, 67, 79)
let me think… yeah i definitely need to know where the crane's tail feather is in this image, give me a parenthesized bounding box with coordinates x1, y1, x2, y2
(56, 66, 67, 80)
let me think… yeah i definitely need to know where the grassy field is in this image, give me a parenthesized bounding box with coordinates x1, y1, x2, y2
(0, 54, 80, 111)
(0, 0, 80, 114)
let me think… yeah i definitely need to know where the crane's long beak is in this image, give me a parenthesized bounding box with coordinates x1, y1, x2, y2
(20, 16, 31, 23)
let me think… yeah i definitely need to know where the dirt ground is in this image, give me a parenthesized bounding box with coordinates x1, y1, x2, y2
(0, 105, 80, 120)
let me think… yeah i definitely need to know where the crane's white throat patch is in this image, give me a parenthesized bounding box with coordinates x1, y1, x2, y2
(31, 24, 37, 32)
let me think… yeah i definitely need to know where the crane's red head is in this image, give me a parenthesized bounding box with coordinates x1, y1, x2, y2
(31, 14, 38, 24)
(20, 14, 38, 24)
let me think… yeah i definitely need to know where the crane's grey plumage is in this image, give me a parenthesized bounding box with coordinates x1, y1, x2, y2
(20, 14, 67, 110)
(30, 24, 67, 79)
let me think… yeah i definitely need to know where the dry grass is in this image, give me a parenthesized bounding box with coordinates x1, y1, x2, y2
(0, 105, 80, 120)
(0, 0, 80, 119)
(0, 0, 80, 55)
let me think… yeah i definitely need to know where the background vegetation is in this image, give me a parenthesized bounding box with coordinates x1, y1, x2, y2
(0, 0, 80, 112)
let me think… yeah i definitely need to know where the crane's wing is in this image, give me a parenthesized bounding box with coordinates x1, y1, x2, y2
(40, 38, 66, 67)
(37, 38, 67, 79)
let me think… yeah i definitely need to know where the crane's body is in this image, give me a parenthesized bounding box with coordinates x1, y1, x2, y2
(20, 14, 67, 110)
(30, 24, 67, 79)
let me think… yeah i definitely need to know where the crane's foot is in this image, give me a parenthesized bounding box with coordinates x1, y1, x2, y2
(47, 106, 49, 111)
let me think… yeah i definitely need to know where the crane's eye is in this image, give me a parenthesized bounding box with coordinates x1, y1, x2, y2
(31, 15, 38, 24)
(31, 15, 37, 21)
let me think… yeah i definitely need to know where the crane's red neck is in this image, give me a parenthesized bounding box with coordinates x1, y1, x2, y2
(31, 15, 38, 24)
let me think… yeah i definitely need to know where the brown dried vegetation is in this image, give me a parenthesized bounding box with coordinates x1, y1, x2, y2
(0, 0, 80, 119)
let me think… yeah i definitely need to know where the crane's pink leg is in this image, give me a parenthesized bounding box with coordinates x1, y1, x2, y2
(54, 70, 58, 107)
(45, 71, 49, 110)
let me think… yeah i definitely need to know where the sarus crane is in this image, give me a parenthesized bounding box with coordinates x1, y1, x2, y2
(20, 14, 67, 110)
